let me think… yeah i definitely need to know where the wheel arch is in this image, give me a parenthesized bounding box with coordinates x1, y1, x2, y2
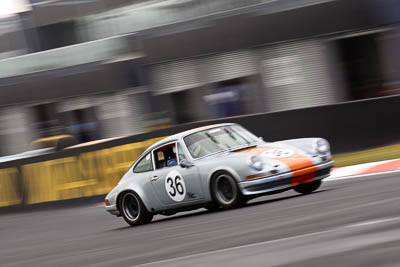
(116, 189, 152, 213)
(207, 167, 242, 195)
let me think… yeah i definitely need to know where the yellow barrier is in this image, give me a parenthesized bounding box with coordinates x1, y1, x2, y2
(20, 137, 165, 205)
(0, 168, 21, 207)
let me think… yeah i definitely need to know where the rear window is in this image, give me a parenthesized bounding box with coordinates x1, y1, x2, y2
(133, 153, 153, 173)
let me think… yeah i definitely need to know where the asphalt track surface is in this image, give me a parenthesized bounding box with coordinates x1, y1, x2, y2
(2, 172, 400, 267)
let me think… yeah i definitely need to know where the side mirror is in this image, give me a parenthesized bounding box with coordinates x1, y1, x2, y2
(180, 159, 194, 168)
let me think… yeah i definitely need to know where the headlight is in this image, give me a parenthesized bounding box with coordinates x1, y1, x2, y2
(248, 155, 264, 171)
(314, 139, 330, 154)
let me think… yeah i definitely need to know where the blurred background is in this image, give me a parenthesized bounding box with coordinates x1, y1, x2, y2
(3, 3, 400, 266)
(1, 0, 400, 156)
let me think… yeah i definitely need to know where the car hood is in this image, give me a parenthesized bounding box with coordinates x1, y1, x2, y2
(211, 143, 318, 172)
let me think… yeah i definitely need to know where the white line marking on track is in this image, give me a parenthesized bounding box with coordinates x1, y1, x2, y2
(130, 229, 337, 267)
(325, 169, 400, 182)
(347, 217, 400, 228)
(130, 215, 400, 267)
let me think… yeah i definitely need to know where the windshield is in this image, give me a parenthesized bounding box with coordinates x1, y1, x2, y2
(183, 125, 260, 159)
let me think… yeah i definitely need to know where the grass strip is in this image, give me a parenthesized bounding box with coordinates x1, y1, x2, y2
(333, 144, 400, 167)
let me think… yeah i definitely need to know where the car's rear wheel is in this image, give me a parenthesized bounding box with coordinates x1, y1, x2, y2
(119, 191, 153, 226)
(211, 172, 244, 209)
(293, 180, 322, 195)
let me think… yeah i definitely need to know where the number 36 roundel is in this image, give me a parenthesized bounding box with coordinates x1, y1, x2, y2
(164, 170, 187, 202)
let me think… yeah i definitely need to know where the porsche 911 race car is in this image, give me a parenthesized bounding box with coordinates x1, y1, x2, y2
(105, 123, 334, 226)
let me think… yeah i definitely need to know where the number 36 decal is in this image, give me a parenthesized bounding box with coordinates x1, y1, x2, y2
(164, 170, 187, 202)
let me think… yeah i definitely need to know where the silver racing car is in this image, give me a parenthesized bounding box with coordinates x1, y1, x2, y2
(105, 123, 334, 226)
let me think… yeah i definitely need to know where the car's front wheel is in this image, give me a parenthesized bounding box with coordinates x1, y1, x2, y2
(211, 172, 245, 209)
(293, 180, 322, 195)
(119, 191, 153, 226)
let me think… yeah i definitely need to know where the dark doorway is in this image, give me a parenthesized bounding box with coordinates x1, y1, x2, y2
(36, 21, 78, 51)
(32, 103, 64, 138)
(60, 107, 99, 143)
(170, 90, 196, 124)
(335, 33, 384, 100)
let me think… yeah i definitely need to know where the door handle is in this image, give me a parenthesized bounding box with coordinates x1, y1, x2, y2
(151, 176, 159, 181)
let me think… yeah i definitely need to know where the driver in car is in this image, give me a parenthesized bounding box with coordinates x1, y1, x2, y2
(166, 146, 178, 167)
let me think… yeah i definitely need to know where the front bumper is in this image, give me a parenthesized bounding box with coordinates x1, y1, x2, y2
(238, 161, 334, 196)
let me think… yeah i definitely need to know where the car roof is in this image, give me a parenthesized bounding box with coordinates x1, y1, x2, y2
(144, 123, 237, 153)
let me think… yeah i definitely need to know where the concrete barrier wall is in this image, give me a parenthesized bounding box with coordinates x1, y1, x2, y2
(1, 95, 399, 208)
(0, 137, 164, 207)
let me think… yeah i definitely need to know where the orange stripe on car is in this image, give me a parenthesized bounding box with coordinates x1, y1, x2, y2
(237, 147, 318, 186)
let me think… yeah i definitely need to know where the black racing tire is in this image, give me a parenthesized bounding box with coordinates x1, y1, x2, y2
(210, 172, 245, 209)
(119, 191, 153, 226)
(293, 180, 322, 195)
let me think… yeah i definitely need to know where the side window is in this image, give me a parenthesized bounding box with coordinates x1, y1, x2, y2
(133, 153, 153, 173)
(154, 143, 178, 169)
(177, 143, 187, 162)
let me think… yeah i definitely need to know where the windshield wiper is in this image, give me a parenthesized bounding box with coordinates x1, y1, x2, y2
(205, 132, 219, 144)
(223, 128, 237, 141)
(205, 132, 231, 149)
(226, 126, 252, 145)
